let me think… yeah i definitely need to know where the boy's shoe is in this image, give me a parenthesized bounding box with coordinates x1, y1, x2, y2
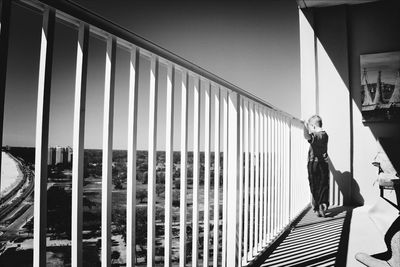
(319, 204, 325, 217)
(316, 210, 322, 217)
(319, 204, 326, 218)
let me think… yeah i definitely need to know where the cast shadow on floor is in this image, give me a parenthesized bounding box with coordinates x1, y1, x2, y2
(250, 206, 353, 267)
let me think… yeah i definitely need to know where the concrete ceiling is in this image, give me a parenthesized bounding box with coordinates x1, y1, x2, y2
(297, 0, 381, 8)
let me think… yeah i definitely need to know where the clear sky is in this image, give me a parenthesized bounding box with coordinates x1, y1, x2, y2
(3, 0, 300, 150)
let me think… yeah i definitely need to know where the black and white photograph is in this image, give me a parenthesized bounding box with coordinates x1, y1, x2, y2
(0, 0, 399, 266)
(361, 51, 400, 122)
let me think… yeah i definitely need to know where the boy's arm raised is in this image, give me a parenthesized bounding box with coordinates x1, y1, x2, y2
(303, 121, 312, 141)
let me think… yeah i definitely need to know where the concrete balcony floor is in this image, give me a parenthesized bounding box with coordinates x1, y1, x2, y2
(252, 206, 388, 267)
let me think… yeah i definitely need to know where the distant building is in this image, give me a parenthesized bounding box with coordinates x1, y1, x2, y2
(55, 146, 63, 165)
(67, 146, 73, 164)
(48, 146, 72, 167)
(48, 147, 56, 166)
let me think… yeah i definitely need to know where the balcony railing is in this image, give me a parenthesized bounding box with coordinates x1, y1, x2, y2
(0, 0, 310, 266)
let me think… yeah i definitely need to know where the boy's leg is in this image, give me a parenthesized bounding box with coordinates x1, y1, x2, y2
(308, 161, 321, 212)
(318, 161, 330, 215)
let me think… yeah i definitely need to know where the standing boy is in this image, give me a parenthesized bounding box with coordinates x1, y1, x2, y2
(303, 115, 329, 217)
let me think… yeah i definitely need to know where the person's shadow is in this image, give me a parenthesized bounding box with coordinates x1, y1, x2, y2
(327, 158, 364, 206)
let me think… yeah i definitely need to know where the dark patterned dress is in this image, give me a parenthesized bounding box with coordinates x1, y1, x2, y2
(307, 131, 329, 211)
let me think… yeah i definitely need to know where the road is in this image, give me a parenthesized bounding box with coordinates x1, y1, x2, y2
(0, 183, 54, 239)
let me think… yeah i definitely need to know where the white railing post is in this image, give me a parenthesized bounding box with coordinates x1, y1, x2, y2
(192, 75, 200, 267)
(237, 96, 244, 267)
(288, 119, 292, 221)
(179, 70, 189, 267)
(263, 109, 268, 246)
(212, 86, 220, 267)
(272, 112, 277, 238)
(101, 36, 116, 267)
(279, 115, 284, 230)
(242, 100, 249, 265)
(254, 105, 259, 253)
(248, 102, 255, 259)
(164, 63, 175, 267)
(0, 0, 11, 191)
(71, 22, 89, 267)
(147, 55, 159, 267)
(266, 110, 272, 243)
(258, 106, 264, 251)
(127, 47, 140, 267)
(203, 82, 211, 267)
(226, 91, 240, 267)
(221, 89, 228, 266)
(33, 7, 55, 267)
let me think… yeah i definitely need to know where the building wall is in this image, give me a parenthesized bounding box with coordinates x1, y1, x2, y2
(299, 6, 352, 207)
(348, 1, 400, 206)
(300, 1, 400, 206)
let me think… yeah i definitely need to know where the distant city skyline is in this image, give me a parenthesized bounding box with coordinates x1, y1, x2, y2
(3, 0, 300, 150)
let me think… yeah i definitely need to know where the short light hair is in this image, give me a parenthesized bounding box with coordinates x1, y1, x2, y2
(308, 115, 323, 127)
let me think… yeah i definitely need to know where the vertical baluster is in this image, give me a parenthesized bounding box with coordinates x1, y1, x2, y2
(286, 119, 289, 222)
(266, 110, 272, 243)
(203, 81, 211, 267)
(276, 115, 280, 232)
(0, 0, 11, 190)
(283, 118, 286, 226)
(164, 63, 175, 267)
(276, 115, 280, 233)
(297, 124, 300, 214)
(242, 100, 249, 265)
(300, 125, 303, 211)
(291, 124, 294, 217)
(212, 86, 220, 267)
(179, 70, 189, 267)
(272, 112, 278, 237)
(254, 105, 259, 253)
(298, 124, 300, 213)
(272, 112, 276, 236)
(299, 124, 302, 212)
(71, 22, 89, 267)
(221, 89, 228, 266)
(258, 107, 264, 250)
(291, 123, 294, 217)
(127, 47, 140, 267)
(237, 96, 244, 267)
(282, 117, 285, 226)
(288, 119, 292, 221)
(284, 118, 288, 224)
(294, 124, 298, 215)
(192, 76, 200, 267)
(279, 115, 283, 230)
(263, 109, 268, 246)
(101, 36, 116, 267)
(291, 122, 295, 219)
(284, 119, 288, 223)
(278, 116, 282, 230)
(226, 92, 240, 267)
(281, 117, 285, 227)
(33, 7, 55, 267)
(147, 55, 159, 267)
(248, 102, 255, 259)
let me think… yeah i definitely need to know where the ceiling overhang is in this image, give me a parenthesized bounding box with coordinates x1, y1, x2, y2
(297, 0, 381, 8)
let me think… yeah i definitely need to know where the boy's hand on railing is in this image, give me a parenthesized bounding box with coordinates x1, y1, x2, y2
(303, 121, 311, 140)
